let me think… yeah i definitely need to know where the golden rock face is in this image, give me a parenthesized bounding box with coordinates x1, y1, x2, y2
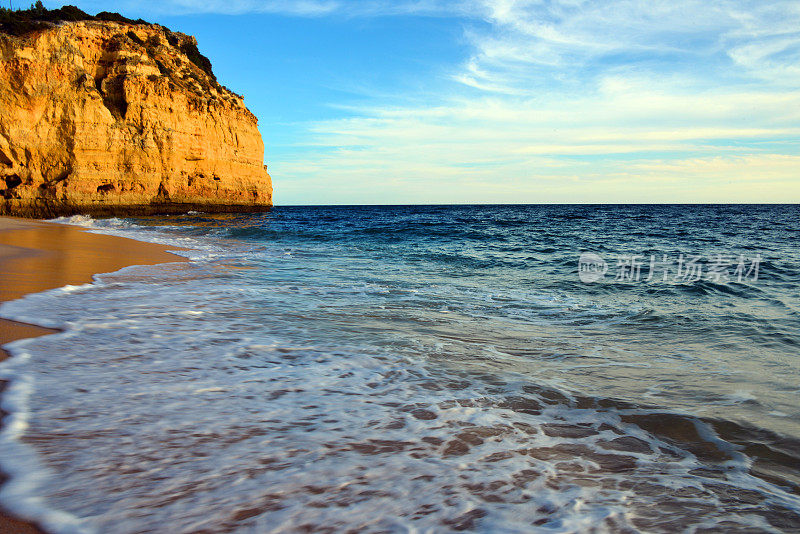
(0, 20, 273, 217)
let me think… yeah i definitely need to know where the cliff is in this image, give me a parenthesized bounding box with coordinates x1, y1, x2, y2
(0, 9, 272, 217)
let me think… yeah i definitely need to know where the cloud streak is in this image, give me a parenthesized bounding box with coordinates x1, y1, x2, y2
(457, 0, 800, 94)
(274, 0, 800, 203)
(273, 82, 800, 203)
(57, 0, 800, 203)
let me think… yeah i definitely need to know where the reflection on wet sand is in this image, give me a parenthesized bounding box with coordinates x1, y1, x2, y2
(0, 217, 185, 304)
(0, 216, 187, 533)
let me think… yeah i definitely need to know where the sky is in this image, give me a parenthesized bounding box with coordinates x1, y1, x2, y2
(41, 1, 800, 204)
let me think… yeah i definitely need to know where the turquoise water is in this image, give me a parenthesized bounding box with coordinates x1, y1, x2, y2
(1, 205, 799, 532)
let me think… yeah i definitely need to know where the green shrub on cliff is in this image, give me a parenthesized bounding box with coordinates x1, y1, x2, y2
(180, 41, 215, 81)
(0, 3, 148, 36)
(165, 30, 215, 81)
(0, 4, 215, 81)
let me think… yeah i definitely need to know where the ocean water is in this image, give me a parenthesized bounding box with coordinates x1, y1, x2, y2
(1, 204, 799, 533)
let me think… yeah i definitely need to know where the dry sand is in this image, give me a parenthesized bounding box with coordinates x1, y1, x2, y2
(0, 216, 188, 533)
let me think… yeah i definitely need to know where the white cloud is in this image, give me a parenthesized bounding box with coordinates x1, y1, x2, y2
(274, 0, 799, 204)
(455, 0, 800, 94)
(54, 0, 800, 203)
(273, 81, 800, 203)
(65, 0, 800, 87)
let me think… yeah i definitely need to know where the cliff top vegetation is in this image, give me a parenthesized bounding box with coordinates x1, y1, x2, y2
(0, 2, 215, 80)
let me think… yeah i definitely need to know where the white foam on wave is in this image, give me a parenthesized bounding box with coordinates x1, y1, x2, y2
(0, 343, 92, 534)
(59, 284, 95, 294)
(46, 214, 206, 262)
(728, 390, 758, 403)
(49, 215, 130, 230)
(0, 216, 207, 532)
(193, 387, 228, 394)
(0, 214, 796, 532)
(0, 250, 797, 533)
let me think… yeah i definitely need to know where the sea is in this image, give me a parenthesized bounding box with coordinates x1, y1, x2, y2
(0, 204, 798, 533)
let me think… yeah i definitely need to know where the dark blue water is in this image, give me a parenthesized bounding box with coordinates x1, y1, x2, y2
(1, 205, 799, 532)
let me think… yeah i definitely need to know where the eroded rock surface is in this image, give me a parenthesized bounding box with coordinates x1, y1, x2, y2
(0, 20, 272, 217)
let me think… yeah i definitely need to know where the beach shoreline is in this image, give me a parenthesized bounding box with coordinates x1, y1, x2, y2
(0, 216, 188, 533)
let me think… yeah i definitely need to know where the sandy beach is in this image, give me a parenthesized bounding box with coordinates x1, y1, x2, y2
(0, 216, 187, 533)
(0, 209, 796, 532)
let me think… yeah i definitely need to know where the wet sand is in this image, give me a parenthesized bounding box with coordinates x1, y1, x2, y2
(0, 216, 188, 533)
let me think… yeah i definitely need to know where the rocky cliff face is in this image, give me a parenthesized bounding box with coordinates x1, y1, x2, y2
(0, 19, 272, 217)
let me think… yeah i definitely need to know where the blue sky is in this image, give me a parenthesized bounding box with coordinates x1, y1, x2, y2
(43, 1, 800, 204)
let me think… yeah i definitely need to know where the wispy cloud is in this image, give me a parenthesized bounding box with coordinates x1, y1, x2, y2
(54, 0, 800, 203)
(273, 80, 800, 203)
(456, 0, 800, 93)
(274, 0, 800, 203)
